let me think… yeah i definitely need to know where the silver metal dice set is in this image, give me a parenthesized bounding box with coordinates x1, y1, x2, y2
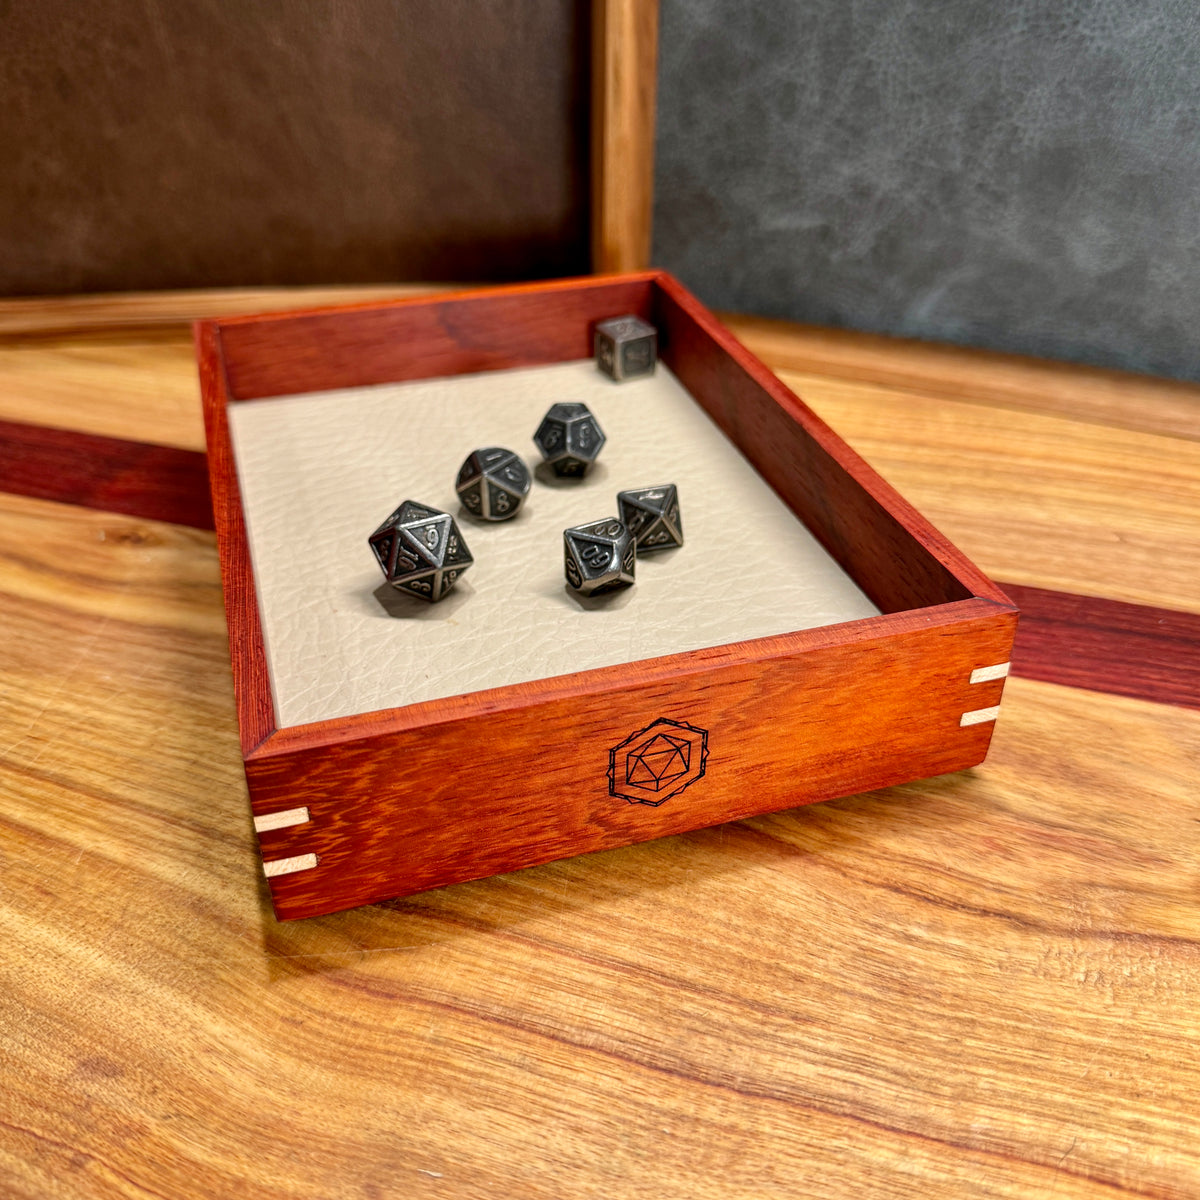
(369, 314, 680, 603)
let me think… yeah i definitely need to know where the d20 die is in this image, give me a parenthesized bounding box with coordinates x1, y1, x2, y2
(563, 518, 636, 596)
(534, 402, 606, 477)
(594, 314, 657, 382)
(455, 446, 531, 521)
(369, 500, 473, 602)
(617, 484, 683, 552)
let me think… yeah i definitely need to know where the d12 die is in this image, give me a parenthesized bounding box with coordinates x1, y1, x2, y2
(369, 500, 473, 602)
(617, 483, 683, 552)
(594, 314, 657, 382)
(455, 446, 531, 520)
(563, 518, 636, 596)
(534, 402, 606, 477)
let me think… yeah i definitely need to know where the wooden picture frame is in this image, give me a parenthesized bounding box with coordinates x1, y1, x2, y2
(197, 270, 1017, 920)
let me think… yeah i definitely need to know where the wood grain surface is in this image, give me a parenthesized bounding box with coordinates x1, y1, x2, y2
(757, 367, 1200, 614)
(722, 313, 1200, 444)
(3, 290, 1200, 1197)
(0, 284, 445, 340)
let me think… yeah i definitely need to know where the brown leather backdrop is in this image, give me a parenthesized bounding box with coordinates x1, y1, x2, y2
(0, 1, 590, 294)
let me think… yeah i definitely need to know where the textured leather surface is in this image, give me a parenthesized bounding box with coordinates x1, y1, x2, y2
(0, 1, 588, 293)
(653, 0, 1200, 380)
(228, 361, 879, 728)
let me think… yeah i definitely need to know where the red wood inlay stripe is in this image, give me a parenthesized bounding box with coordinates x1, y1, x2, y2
(1, 422, 1196, 712)
(1003, 582, 1200, 711)
(0, 419, 214, 530)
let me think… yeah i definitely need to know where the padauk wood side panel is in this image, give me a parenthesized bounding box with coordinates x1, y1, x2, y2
(196, 323, 274, 755)
(653, 275, 1006, 615)
(215, 274, 659, 400)
(250, 601, 1017, 919)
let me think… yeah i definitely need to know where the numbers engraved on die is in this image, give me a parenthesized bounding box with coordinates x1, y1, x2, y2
(645, 529, 671, 546)
(493, 491, 510, 513)
(579, 542, 611, 568)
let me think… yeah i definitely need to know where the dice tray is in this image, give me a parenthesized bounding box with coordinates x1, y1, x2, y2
(197, 271, 1018, 921)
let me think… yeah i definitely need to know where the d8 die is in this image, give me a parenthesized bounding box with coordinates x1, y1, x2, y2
(455, 446, 531, 520)
(534, 402, 606, 477)
(369, 500, 473, 602)
(594, 314, 657, 382)
(564, 518, 636, 596)
(617, 483, 683, 552)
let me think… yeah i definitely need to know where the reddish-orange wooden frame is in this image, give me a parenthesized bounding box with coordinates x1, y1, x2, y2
(197, 271, 1018, 921)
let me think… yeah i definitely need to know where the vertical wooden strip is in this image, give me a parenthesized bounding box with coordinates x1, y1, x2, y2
(591, 0, 660, 272)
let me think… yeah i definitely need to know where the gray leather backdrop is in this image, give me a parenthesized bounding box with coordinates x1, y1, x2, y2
(652, 0, 1200, 381)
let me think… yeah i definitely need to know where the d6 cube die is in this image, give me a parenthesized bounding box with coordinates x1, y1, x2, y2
(564, 518, 636, 596)
(617, 484, 683, 552)
(594, 314, 657, 381)
(369, 500, 473, 602)
(534, 402, 606, 476)
(455, 446, 531, 520)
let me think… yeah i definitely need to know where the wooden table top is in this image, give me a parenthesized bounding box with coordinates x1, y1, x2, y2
(1, 286, 1197, 1199)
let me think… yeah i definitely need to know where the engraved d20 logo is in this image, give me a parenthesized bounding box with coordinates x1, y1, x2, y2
(608, 718, 709, 806)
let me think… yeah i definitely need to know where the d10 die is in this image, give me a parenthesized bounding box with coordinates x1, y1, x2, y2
(594, 314, 657, 382)
(617, 483, 683, 552)
(534, 402, 606, 477)
(564, 518, 636, 596)
(455, 446, 531, 521)
(369, 500, 473, 602)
